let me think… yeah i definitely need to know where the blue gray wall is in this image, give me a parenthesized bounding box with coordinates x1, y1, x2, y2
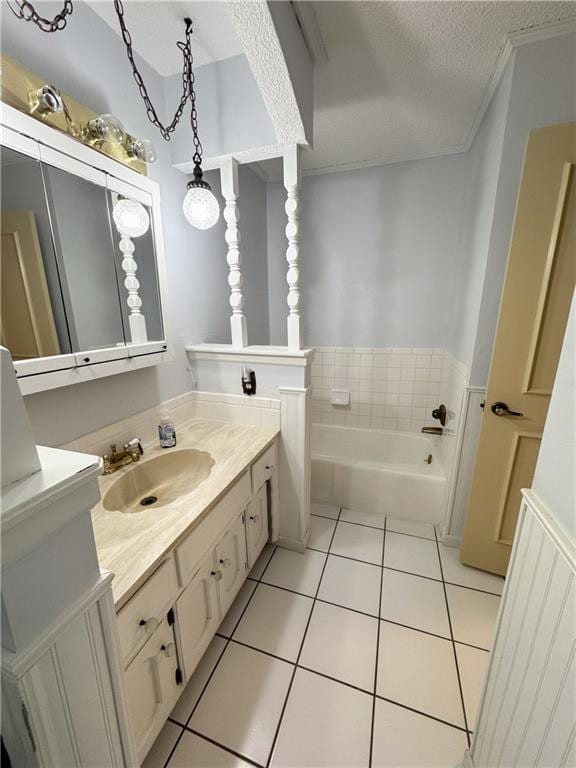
(267, 154, 469, 349)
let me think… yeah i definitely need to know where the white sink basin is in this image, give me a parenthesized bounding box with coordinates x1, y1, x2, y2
(102, 449, 215, 514)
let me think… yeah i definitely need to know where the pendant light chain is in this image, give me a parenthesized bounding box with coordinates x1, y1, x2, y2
(113, 0, 199, 151)
(6, 0, 204, 163)
(6, 0, 73, 32)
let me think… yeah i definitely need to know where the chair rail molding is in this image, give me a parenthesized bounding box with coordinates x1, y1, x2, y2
(221, 156, 248, 348)
(284, 144, 302, 350)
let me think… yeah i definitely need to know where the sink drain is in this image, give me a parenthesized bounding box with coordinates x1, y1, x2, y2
(140, 495, 158, 507)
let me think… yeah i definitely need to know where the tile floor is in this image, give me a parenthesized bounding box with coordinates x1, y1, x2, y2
(144, 502, 504, 768)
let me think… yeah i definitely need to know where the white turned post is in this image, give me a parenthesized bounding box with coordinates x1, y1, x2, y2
(284, 145, 302, 350)
(221, 157, 248, 348)
(119, 235, 148, 344)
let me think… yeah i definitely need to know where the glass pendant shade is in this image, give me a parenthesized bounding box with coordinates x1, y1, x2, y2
(113, 198, 150, 238)
(183, 182, 220, 230)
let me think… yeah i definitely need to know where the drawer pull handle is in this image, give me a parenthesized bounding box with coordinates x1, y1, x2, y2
(219, 558, 231, 568)
(250, 514, 260, 522)
(139, 617, 159, 634)
(160, 643, 176, 658)
(265, 465, 273, 470)
(211, 570, 223, 581)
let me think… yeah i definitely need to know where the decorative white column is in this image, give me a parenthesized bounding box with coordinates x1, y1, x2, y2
(221, 157, 248, 348)
(284, 145, 302, 350)
(119, 236, 148, 344)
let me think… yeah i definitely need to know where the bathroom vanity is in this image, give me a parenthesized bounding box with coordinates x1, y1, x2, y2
(91, 419, 279, 763)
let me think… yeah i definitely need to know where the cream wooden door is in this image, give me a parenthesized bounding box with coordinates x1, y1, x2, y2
(461, 123, 576, 576)
(0, 210, 60, 359)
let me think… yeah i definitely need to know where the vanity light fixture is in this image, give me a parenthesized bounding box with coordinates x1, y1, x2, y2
(86, 113, 125, 145)
(28, 84, 64, 115)
(126, 136, 157, 164)
(112, 197, 150, 238)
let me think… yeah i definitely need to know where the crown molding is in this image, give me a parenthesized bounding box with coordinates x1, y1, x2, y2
(300, 143, 468, 179)
(462, 16, 575, 152)
(292, 1, 328, 64)
(296, 16, 576, 181)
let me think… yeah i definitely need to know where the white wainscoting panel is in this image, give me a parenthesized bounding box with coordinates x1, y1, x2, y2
(277, 386, 311, 550)
(469, 489, 575, 767)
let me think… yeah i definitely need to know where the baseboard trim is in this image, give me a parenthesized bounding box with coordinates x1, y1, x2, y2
(277, 535, 307, 553)
(441, 534, 462, 549)
(460, 748, 474, 768)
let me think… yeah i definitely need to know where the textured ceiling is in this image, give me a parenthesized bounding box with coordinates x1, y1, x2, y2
(306, 1, 576, 172)
(87, 1, 243, 75)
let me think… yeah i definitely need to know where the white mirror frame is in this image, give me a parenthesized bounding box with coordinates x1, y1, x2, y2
(0, 102, 172, 396)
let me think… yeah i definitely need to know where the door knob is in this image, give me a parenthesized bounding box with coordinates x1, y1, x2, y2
(250, 514, 260, 522)
(219, 558, 231, 568)
(490, 401, 524, 417)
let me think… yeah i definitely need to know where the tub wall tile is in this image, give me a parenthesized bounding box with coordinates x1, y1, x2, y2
(310, 346, 468, 440)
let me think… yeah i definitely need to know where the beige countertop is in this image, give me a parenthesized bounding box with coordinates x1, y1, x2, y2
(91, 418, 278, 610)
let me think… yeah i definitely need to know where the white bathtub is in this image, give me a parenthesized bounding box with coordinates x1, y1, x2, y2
(311, 424, 446, 524)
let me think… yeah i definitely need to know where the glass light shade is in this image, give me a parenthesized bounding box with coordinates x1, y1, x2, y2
(128, 137, 157, 163)
(182, 185, 220, 230)
(90, 113, 125, 145)
(113, 198, 150, 238)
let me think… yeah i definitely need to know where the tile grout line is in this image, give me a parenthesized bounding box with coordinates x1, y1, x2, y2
(433, 528, 471, 747)
(311, 511, 435, 541)
(163, 544, 278, 768)
(255, 575, 493, 652)
(369, 515, 387, 767)
(374, 695, 472, 735)
(282, 544, 502, 598)
(181, 726, 265, 768)
(213, 635, 472, 735)
(264, 506, 343, 768)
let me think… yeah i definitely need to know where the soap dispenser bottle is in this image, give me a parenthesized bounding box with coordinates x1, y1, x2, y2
(158, 410, 176, 448)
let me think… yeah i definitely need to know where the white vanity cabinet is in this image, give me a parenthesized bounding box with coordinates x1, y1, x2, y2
(175, 548, 221, 680)
(116, 438, 278, 763)
(246, 484, 269, 567)
(123, 620, 180, 761)
(215, 511, 248, 615)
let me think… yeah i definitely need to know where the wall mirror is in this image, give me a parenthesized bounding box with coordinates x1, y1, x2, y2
(1, 105, 169, 395)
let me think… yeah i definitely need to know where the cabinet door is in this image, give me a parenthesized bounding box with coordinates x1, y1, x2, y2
(175, 548, 221, 680)
(123, 620, 180, 763)
(246, 484, 269, 567)
(215, 512, 247, 617)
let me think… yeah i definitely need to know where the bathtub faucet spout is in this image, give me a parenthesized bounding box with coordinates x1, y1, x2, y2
(421, 426, 443, 435)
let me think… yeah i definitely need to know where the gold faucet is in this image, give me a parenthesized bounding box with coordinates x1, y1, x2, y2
(102, 440, 143, 475)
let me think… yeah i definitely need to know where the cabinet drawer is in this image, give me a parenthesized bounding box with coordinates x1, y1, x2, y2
(252, 442, 277, 493)
(117, 557, 178, 665)
(175, 471, 251, 586)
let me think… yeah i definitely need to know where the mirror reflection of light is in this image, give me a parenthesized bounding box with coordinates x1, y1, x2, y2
(113, 198, 150, 238)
